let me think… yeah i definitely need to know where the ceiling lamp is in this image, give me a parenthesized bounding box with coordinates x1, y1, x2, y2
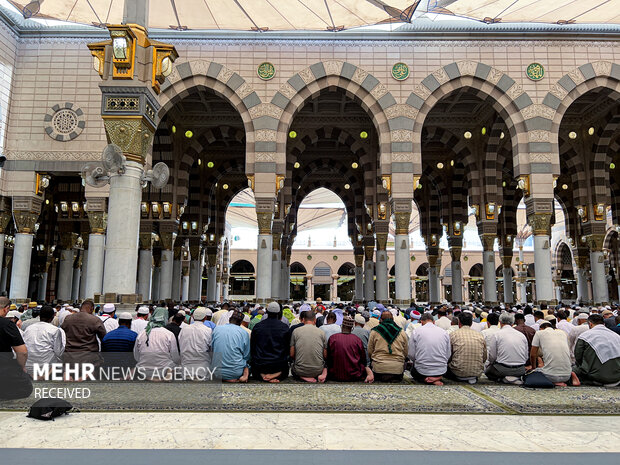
(450, 160, 454, 167)
(464, 131, 472, 139)
(351, 162, 359, 169)
(436, 162, 444, 169)
(500, 131, 505, 139)
(289, 131, 297, 139)
(588, 127, 595, 136)
(171, 125, 176, 134)
(222, 184, 229, 190)
(207, 161, 214, 168)
(569, 131, 577, 140)
(344, 183, 350, 190)
(611, 162, 616, 170)
(562, 183, 568, 190)
(294, 162, 300, 169)
(185, 130, 193, 138)
(360, 131, 368, 139)
(197, 159, 202, 166)
(481, 127, 487, 135)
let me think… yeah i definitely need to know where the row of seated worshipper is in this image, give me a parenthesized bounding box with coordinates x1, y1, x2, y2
(1, 298, 619, 398)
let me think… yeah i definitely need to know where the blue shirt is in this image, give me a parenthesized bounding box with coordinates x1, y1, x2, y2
(212, 324, 250, 380)
(203, 320, 216, 330)
(102, 326, 137, 352)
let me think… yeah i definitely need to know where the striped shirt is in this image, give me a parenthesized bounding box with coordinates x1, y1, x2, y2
(102, 326, 138, 352)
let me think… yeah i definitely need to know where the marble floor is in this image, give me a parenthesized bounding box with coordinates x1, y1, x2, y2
(1, 412, 619, 452)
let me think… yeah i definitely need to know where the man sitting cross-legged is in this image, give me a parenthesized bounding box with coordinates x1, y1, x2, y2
(290, 311, 328, 383)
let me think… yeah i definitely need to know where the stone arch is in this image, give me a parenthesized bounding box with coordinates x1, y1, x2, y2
(412, 61, 535, 177)
(554, 241, 574, 271)
(542, 61, 620, 163)
(271, 61, 397, 170)
(231, 259, 255, 274)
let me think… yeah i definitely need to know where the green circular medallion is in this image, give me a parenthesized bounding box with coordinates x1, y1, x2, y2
(391, 62, 409, 81)
(526, 63, 545, 81)
(307, 254, 312, 260)
(333, 255, 338, 261)
(257, 62, 275, 80)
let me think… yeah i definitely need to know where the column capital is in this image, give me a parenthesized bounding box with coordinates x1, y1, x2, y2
(501, 255, 513, 268)
(527, 213, 552, 236)
(59, 232, 79, 250)
(427, 253, 439, 268)
(272, 232, 282, 251)
(173, 246, 182, 260)
(87, 211, 107, 234)
(256, 212, 273, 235)
(139, 231, 154, 250)
(207, 253, 217, 267)
(354, 254, 364, 267)
(0, 212, 12, 234)
(13, 211, 39, 234)
(480, 234, 496, 252)
(375, 233, 388, 251)
(393, 211, 410, 235)
(364, 244, 374, 261)
(159, 231, 177, 250)
(450, 246, 462, 262)
(586, 234, 606, 252)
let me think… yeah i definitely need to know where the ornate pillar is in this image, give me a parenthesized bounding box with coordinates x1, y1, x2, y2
(306, 274, 313, 301)
(574, 252, 590, 304)
(375, 233, 389, 302)
(57, 232, 78, 302)
(271, 232, 281, 301)
(480, 234, 498, 305)
(84, 202, 106, 299)
(71, 254, 82, 302)
(171, 246, 182, 302)
(206, 252, 217, 303)
(158, 230, 176, 301)
(353, 252, 364, 302)
(256, 211, 273, 304)
(501, 255, 514, 304)
(138, 231, 154, 302)
(517, 244, 527, 304)
(587, 234, 609, 305)
(331, 274, 339, 302)
(528, 212, 554, 304)
(37, 254, 52, 302)
(216, 270, 222, 302)
(0, 210, 11, 287)
(363, 242, 375, 301)
(181, 264, 190, 302)
(78, 233, 88, 300)
(449, 245, 463, 304)
(427, 252, 441, 304)
(1, 250, 12, 293)
(10, 199, 41, 301)
(279, 254, 289, 303)
(151, 249, 161, 302)
(188, 241, 202, 302)
(88, 24, 177, 300)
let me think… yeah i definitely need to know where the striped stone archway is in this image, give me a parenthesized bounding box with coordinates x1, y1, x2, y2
(411, 61, 536, 178)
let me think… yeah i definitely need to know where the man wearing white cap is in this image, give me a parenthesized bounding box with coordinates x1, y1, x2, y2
(102, 312, 138, 366)
(99, 303, 119, 333)
(23, 305, 65, 376)
(568, 312, 591, 364)
(179, 307, 213, 375)
(131, 306, 150, 334)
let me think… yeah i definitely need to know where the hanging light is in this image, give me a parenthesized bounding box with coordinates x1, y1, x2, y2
(207, 161, 214, 168)
(450, 160, 454, 167)
(197, 159, 202, 166)
(222, 184, 229, 190)
(289, 131, 297, 139)
(171, 125, 176, 134)
(562, 183, 568, 190)
(344, 183, 350, 190)
(481, 127, 487, 135)
(588, 127, 595, 136)
(464, 131, 472, 139)
(500, 131, 505, 139)
(360, 131, 368, 139)
(611, 163, 616, 170)
(436, 162, 444, 169)
(569, 131, 577, 140)
(185, 130, 193, 138)
(351, 162, 359, 169)
(294, 162, 300, 169)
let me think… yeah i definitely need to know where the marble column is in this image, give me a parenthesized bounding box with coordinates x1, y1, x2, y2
(9, 210, 39, 301)
(57, 232, 78, 302)
(171, 246, 182, 302)
(502, 256, 514, 304)
(71, 263, 81, 302)
(158, 231, 176, 301)
(450, 246, 463, 304)
(305, 275, 313, 301)
(222, 273, 229, 301)
(216, 271, 222, 302)
(256, 212, 273, 304)
(0, 255, 10, 293)
(151, 250, 161, 302)
(517, 245, 527, 304)
(37, 271, 48, 301)
(528, 213, 554, 304)
(394, 212, 412, 305)
(206, 253, 217, 303)
(137, 232, 154, 302)
(181, 265, 190, 302)
(78, 249, 88, 300)
(279, 259, 289, 303)
(353, 253, 364, 302)
(331, 274, 339, 301)
(481, 234, 498, 305)
(271, 234, 281, 301)
(588, 234, 609, 305)
(428, 253, 440, 304)
(375, 233, 388, 302)
(188, 243, 202, 302)
(0, 212, 11, 287)
(102, 161, 143, 296)
(364, 244, 375, 301)
(574, 254, 590, 304)
(84, 207, 106, 300)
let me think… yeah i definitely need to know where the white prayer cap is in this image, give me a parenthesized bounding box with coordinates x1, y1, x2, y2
(576, 312, 589, 320)
(354, 314, 365, 325)
(243, 314, 250, 323)
(6, 310, 21, 318)
(267, 302, 280, 314)
(137, 306, 150, 315)
(102, 303, 116, 313)
(204, 308, 213, 317)
(193, 307, 208, 321)
(118, 312, 133, 321)
(62, 303, 70, 308)
(357, 306, 365, 312)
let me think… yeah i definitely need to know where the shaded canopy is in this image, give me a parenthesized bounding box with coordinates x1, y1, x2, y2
(419, 0, 620, 24)
(9, 0, 417, 30)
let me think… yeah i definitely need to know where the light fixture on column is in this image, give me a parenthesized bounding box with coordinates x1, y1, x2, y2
(360, 131, 368, 139)
(171, 125, 176, 134)
(182, 221, 189, 232)
(464, 131, 472, 139)
(351, 162, 359, 169)
(162, 202, 172, 219)
(140, 202, 150, 218)
(197, 159, 202, 166)
(453, 221, 462, 236)
(485, 203, 496, 220)
(611, 162, 616, 170)
(36, 174, 50, 195)
(367, 222, 372, 232)
(378, 203, 387, 220)
(500, 131, 505, 139)
(185, 130, 193, 138)
(344, 183, 350, 190)
(222, 183, 229, 190)
(577, 205, 587, 222)
(191, 221, 198, 232)
(289, 131, 297, 139)
(430, 234, 437, 246)
(568, 131, 577, 140)
(588, 127, 595, 136)
(471, 204, 479, 219)
(178, 205, 185, 218)
(594, 203, 605, 221)
(517, 175, 530, 196)
(294, 162, 300, 169)
(209, 233, 215, 243)
(436, 162, 444, 169)
(151, 202, 161, 218)
(562, 183, 568, 190)
(481, 127, 487, 135)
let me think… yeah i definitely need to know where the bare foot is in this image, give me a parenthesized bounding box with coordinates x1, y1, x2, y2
(570, 372, 581, 387)
(432, 380, 444, 386)
(317, 374, 327, 383)
(268, 378, 280, 383)
(224, 378, 239, 383)
(301, 376, 317, 383)
(425, 376, 442, 385)
(554, 382, 567, 387)
(261, 372, 281, 382)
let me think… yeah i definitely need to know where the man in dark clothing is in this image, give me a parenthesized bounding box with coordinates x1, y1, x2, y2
(0, 296, 32, 400)
(250, 302, 290, 382)
(327, 316, 373, 382)
(165, 311, 185, 352)
(102, 312, 138, 368)
(514, 313, 536, 366)
(61, 299, 106, 369)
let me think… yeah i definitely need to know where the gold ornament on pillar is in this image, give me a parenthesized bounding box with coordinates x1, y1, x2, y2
(139, 232, 154, 250)
(0, 212, 11, 233)
(528, 213, 552, 236)
(272, 233, 282, 251)
(574, 254, 588, 269)
(87, 211, 107, 234)
(13, 211, 39, 234)
(364, 245, 374, 261)
(375, 233, 388, 251)
(159, 231, 177, 250)
(394, 211, 410, 235)
(502, 255, 513, 268)
(173, 246, 182, 260)
(480, 234, 496, 252)
(586, 234, 605, 253)
(59, 232, 79, 250)
(102, 118, 154, 165)
(207, 254, 217, 267)
(354, 254, 364, 267)
(450, 246, 462, 262)
(428, 254, 439, 268)
(256, 212, 273, 235)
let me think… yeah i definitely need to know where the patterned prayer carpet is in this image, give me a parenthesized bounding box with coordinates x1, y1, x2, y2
(0, 380, 617, 415)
